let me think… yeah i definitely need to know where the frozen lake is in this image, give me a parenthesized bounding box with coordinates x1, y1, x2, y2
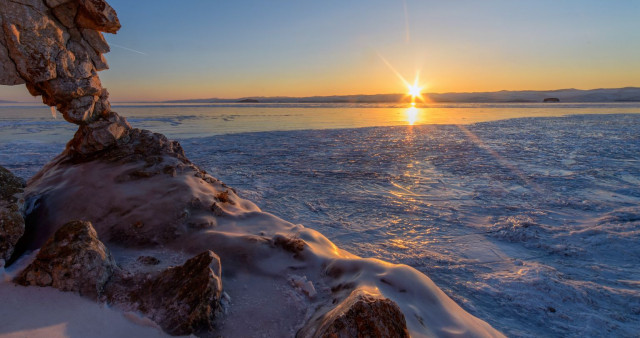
(1, 103, 639, 336)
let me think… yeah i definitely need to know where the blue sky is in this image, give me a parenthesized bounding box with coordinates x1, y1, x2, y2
(2, 0, 639, 101)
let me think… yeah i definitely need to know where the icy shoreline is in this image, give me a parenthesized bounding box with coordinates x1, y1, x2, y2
(1, 113, 639, 336)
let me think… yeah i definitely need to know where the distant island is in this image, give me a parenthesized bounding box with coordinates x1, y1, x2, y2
(165, 87, 640, 104)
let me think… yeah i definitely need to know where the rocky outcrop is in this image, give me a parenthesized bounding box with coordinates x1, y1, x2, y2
(0, 165, 25, 263)
(14, 219, 224, 335)
(111, 251, 224, 335)
(0, 0, 130, 152)
(298, 288, 410, 338)
(15, 220, 116, 301)
(23, 127, 254, 252)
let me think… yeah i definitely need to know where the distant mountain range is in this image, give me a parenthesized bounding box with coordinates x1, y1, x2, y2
(165, 87, 640, 104)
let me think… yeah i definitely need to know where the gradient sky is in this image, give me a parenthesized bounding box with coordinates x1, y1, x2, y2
(2, 0, 640, 102)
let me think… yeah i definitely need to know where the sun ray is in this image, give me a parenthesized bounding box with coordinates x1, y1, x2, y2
(377, 53, 426, 104)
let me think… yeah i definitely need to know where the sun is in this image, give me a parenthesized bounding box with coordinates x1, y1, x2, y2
(406, 77, 424, 103)
(408, 83, 422, 98)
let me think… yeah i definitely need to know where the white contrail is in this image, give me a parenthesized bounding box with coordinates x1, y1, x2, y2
(109, 43, 147, 55)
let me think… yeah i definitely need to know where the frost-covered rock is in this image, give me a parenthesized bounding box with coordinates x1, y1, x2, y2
(0, 165, 25, 261)
(15, 220, 116, 301)
(298, 288, 409, 338)
(107, 251, 223, 336)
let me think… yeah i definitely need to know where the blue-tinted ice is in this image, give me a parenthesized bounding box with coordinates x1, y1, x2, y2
(1, 107, 639, 336)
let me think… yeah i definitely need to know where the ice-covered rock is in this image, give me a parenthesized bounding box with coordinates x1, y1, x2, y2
(298, 288, 410, 338)
(107, 251, 223, 336)
(128, 251, 222, 335)
(0, 165, 25, 262)
(15, 220, 116, 300)
(23, 128, 254, 251)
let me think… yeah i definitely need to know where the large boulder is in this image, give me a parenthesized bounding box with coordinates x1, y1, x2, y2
(107, 251, 224, 336)
(298, 288, 410, 338)
(0, 165, 25, 263)
(14, 220, 117, 301)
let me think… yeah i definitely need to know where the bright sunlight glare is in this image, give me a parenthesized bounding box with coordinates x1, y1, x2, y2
(408, 83, 422, 98)
(407, 77, 423, 102)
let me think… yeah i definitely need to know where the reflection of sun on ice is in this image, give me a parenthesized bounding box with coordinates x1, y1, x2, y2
(406, 106, 418, 125)
(406, 76, 423, 125)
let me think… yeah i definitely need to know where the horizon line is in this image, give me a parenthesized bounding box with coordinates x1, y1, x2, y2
(2, 85, 639, 104)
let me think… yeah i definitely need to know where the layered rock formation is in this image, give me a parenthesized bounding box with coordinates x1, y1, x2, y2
(0, 0, 130, 152)
(0, 165, 25, 263)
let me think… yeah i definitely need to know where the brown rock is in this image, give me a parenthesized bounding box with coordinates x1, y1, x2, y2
(1, 0, 127, 151)
(298, 289, 410, 338)
(14, 220, 117, 301)
(0, 0, 65, 83)
(81, 28, 110, 53)
(75, 0, 121, 33)
(45, 0, 74, 8)
(0, 166, 25, 261)
(0, 16, 24, 85)
(50, 1, 78, 28)
(122, 251, 223, 335)
(67, 111, 131, 153)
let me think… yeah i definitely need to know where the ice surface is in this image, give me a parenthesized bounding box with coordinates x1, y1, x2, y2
(175, 114, 640, 337)
(1, 104, 639, 336)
